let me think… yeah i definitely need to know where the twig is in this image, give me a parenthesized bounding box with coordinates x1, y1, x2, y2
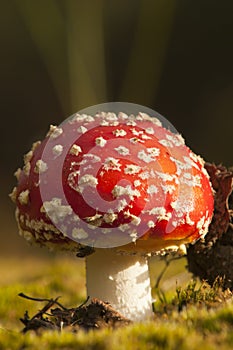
(18, 292, 67, 310)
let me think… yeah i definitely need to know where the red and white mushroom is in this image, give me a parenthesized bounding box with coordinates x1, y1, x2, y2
(10, 111, 214, 321)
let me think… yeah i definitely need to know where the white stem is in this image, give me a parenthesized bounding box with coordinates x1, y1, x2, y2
(86, 249, 153, 321)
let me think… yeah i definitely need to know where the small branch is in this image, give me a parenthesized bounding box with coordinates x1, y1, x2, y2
(18, 292, 67, 310)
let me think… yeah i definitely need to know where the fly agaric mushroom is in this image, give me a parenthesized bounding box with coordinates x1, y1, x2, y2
(10, 111, 214, 321)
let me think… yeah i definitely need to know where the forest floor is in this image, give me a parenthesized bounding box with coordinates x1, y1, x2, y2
(0, 253, 232, 350)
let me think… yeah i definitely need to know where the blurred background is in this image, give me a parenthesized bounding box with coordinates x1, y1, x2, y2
(1, 0, 233, 256)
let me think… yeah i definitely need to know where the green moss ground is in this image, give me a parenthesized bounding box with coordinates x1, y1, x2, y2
(0, 254, 232, 350)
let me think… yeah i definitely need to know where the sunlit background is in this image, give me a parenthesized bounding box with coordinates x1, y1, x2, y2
(1, 0, 233, 256)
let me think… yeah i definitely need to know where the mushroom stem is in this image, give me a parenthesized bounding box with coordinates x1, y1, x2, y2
(86, 248, 153, 321)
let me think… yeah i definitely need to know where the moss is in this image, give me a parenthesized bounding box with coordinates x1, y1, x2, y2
(0, 255, 233, 350)
(1, 313, 233, 350)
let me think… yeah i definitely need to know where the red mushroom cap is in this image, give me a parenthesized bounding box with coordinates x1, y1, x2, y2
(10, 112, 214, 254)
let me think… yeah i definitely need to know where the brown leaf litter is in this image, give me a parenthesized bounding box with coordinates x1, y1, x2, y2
(187, 163, 233, 290)
(19, 293, 131, 334)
